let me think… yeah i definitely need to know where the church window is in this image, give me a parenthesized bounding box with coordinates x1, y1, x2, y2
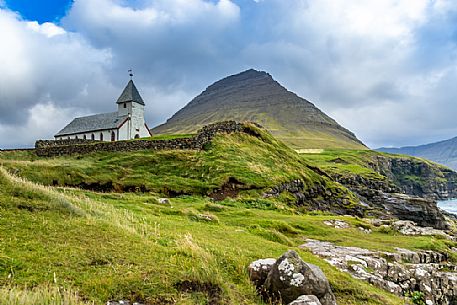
(100, 133, 104, 141)
(75, 135, 78, 139)
(134, 134, 140, 139)
(123, 103, 127, 108)
(111, 131, 116, 142)
(91, 134, 95, 140)
(83, 135, 87, 140)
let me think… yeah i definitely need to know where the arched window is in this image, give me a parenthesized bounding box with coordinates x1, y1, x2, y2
(111, 131, 116, 142)
(91, 134, 95, 140)
(83, 135, 87, 140)
(100, 133, 104, 141)
(75, 135, 78, 140)
(134, 134, 140, 139)
(123, 103, 127, 108)
(67, 137, 70, 140)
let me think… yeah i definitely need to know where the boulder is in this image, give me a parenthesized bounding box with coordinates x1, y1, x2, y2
(288, 295, 322, 305)
(248, 258, 276, 288)
(263, 250, 336, 305)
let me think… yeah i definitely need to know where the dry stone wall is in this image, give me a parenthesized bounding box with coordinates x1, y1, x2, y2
(35, 121, 249, 157)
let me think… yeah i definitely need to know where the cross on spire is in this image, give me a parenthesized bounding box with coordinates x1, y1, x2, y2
(128, 69, 134, 80)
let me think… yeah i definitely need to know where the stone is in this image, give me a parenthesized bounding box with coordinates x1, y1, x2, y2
(323, 220, 350, 229)
(288, 295, 322, 305)
(300, 239, 457, 305)
(157, 198, 171, 205)
(248, 258, 277, 288)
(106, 301, 143, 305)
(392, 220, 450, 238)
(263, 250, 337, 305)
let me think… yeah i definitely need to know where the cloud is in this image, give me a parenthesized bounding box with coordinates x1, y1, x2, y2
(2, 0, 457, 148)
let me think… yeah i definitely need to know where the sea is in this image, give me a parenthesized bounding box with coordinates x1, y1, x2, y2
(437, 199, 457, 215)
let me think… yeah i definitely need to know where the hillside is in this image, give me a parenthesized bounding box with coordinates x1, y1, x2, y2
(152, 69, 366, 150)
(2, 124, 457, 304)
(378, 136, 457, 170)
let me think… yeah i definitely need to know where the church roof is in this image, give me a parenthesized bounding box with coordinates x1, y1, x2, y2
(116, 80, 145, 105)
(55, 112, 128, 136)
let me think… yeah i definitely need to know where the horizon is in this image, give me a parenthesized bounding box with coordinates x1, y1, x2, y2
(1, 0, 457, 149)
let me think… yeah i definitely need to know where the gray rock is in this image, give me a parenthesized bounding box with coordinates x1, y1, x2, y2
(263, 250, 337, 305)
(157, 198, 171, 205)
(300, 239, 457, 305)
(288, 295, 322, 305)
(248, 258, 276, 288)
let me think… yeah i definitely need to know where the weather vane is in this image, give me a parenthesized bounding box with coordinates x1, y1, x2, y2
(128, 69, 133, 80)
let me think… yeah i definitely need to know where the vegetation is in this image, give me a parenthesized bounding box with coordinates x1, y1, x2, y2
(1, 127, 455, 304)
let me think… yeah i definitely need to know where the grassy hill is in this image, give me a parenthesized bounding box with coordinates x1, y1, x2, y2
(152, 70, 367, 150)
(1, 125, 456, 304)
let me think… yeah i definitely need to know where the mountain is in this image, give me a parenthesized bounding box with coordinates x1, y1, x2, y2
(378, 136, 457, 170)
(152, 69, 367, 150)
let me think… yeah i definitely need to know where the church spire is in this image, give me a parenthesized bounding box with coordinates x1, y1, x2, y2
(116, 77, 145, 106)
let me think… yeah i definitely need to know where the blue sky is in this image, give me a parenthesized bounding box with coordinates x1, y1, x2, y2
(1, 0, 457, 149)
(4, 0, 72, 22)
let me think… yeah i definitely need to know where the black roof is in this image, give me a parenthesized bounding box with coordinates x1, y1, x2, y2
(55, 112, 128, 136)
(116, 80, 145, 105)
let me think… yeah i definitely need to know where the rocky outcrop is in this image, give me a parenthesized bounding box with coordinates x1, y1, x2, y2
(332, 169, 449, 229)
(264, 179, 365, 217)
(368, 155, 457, 200)
(249, 251, 337, 305)
(301, 240, 457, 305)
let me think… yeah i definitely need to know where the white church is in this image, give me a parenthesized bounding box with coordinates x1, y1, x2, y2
(55, 79, 152, 141)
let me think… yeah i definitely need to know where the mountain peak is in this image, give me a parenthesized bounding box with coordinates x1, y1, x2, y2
(152, 70, 366, 150)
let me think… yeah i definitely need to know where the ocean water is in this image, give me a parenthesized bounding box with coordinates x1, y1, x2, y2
(437, 199, 457, 215)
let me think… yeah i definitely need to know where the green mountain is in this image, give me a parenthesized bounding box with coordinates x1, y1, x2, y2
(378, 136, 457, 170)
(152, 69, 367, 150)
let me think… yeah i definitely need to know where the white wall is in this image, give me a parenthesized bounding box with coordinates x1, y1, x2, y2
(55, 129, 118, 141)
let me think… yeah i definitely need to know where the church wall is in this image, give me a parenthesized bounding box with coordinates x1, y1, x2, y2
(55, 130, 119, 142)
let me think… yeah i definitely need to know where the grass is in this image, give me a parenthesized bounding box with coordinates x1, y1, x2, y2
(0, 166, 416, 304)
(1, 125, 455, 304)
(0, 125, 354, 202)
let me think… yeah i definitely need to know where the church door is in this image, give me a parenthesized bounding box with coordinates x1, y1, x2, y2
(111, 131, 116, 142)
(100, 133, 103, 141)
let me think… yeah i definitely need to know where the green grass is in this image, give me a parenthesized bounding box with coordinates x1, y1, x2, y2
(1, 125, 455, 304)
(0, 167, 416, 304)
(0, 125, 353, 202)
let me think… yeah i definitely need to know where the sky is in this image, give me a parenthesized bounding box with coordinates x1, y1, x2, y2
(1, 0, 457, 149)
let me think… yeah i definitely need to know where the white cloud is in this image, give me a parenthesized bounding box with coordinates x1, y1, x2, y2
(2, 0, 457, 148)
(26, 21, 66, 37)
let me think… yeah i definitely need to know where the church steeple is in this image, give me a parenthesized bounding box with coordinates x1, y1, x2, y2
(116, 80, 145, 106)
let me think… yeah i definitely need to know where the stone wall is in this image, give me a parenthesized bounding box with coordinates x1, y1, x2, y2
(35, 121, 249, 157)
(35, 139, 100, 149)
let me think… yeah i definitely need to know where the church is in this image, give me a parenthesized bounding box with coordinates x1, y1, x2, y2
(55, 79, 152, 141)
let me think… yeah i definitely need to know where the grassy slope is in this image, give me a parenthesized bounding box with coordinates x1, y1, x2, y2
(3, 166, 448, 305)
(2, 130, 456, 304)
(0, 126, 346, 197)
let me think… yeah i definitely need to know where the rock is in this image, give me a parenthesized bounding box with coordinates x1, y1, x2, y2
(157, 198, 171, 205)
(248, 258, 276, 288)
(323, 220, 350, 229)
(391, 220, 451, 238)
(357, 226, 372, 234)
(263, 250, 337, 305)
(107, 301, 143, 305)
(300, 239, 457, 305)
(288, 295, 322, 305)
